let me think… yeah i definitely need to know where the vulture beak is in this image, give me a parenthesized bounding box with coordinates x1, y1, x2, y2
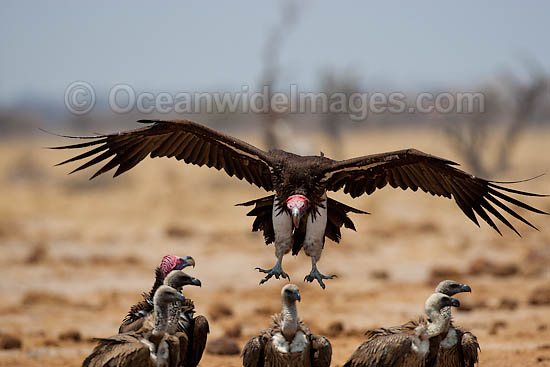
(294, 290, 301, 302)
(175, 293, 187, 302)
(190, 277, 202, 287)
(460, 284, 472, 293)
(286, 194, 309, 229)
(447, 297, 460, 308)
(291, 208, 301, 228)
(181, 256, 195, 269)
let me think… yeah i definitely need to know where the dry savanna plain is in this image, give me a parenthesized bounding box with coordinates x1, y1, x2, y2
(0, 128, 549, 367)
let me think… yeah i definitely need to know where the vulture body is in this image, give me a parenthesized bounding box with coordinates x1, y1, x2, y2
(344, 292, 460, 367)
(52, 118, 547, 288)
(120, 255, 195, 334)
(83, 285, 188, 367)
(421, 280, 480, 367)
(161, 271, 209, 367)
(242, 284, 332, 367)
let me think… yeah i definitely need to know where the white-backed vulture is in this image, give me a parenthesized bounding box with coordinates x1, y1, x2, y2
(120, 255, 195, 333)
(83, 285, 189, 367)
(162, 271, 209, 367)
(242, 284, 332, 367)
(344, 292, 460, 367)
(51, 118, 547, 288)
(433, 280, 480, 367)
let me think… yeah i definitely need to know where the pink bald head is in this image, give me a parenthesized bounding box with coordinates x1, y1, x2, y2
(286, 194, 309, 228)
(160, 255, 195, 278)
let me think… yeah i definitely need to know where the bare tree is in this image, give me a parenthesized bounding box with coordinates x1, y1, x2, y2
(441, 67, 548, 178)
(259, 0, 300, 150)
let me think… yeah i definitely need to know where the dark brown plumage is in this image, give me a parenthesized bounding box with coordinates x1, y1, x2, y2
(237, 194, 367, 255)
(83, 285, 187, 367)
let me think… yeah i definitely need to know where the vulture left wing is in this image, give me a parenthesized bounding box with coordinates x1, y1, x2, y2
(321, 149, 547, 235)
(50, 119, 274, 190)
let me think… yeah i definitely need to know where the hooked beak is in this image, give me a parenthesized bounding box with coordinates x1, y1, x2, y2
(449, 298, 460, 308)
(295, 291, 301, 302)
(175, 293, 187, 302)
(190, 277, 202, 287)
(292, 208, 302, 228)
(460, 284, 472, 293)
(181, 256, 195, 269)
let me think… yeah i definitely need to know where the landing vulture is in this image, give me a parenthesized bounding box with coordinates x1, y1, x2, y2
(242, 284, 332, 367)
(83, 284, 189, 367)
(51, 119, 547, 288)
(120, 255, 195, 333)
(344, 292, 460, 367)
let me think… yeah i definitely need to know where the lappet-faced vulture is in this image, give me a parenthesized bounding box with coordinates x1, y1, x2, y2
(51, 119, 547, 288)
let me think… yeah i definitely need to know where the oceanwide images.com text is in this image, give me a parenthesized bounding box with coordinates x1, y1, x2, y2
(65, 82, 485, 121)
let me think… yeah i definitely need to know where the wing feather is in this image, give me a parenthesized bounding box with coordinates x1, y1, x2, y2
(322, 149, 547, 235)
(50, 119, 274, 190)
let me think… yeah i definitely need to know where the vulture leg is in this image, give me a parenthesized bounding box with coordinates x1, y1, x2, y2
(256, 197, 292, 284)
(255, 254, 289, 284)
(303, 194, 334, 289)
(304, 257, 335, 289)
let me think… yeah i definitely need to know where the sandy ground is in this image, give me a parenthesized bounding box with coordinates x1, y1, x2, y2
(0, 128, 549, 367)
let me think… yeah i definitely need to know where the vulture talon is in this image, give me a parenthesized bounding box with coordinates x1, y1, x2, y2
(256, 263, 289, 285)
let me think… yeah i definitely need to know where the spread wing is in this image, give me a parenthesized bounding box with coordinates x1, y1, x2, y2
(310, 334, 332, 367)
(50, 119, 274, 190)
(321, 148, 547, 235)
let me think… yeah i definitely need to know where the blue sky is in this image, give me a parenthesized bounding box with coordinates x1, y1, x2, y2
(1, 1, 549, 106)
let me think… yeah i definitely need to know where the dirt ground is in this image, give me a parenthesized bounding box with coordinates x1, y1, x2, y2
(0, 128, 549, 367)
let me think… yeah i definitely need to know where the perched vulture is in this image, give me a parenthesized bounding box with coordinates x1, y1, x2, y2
(83, 285, 189, 367)
(162, 270, 209, 367)
(51, 119, 547, 288)
(242, 284, 332, 367)
(120, 254, 196, 333)
(415, 280, 480, 367)
(344, 292, 460, 367)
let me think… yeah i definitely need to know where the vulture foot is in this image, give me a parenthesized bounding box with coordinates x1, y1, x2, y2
(304, 267, 336, 289)
(256, 263, 290, 285)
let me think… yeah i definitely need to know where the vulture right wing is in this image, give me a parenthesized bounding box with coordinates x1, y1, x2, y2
(185, 315, 209, 367)
(321, 148, 547, 235)
(50, 119, 274, 190)
(242, 335, 267, 367)
(344, 331, 414, 367)
(310, 334, 332, 367)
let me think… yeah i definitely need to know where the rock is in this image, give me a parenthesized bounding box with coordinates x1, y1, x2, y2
(206, 337, 240, 355)
(528, 285, 550, 306)
(59, 329, 81, 342)
(0, 333, 22, 350)
(209, 303, 233, 321)
(497, 297, 519, 311)
(325, 321, 345, 337)
(370, 270, 390, 280)
(224, 324, 242, 338)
